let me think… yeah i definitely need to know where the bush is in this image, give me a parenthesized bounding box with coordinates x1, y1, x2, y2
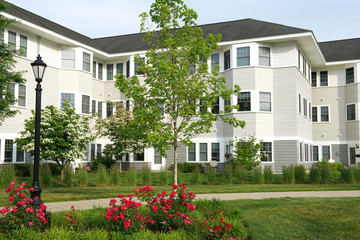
(234, 165, 247, 184)
(109, 165, 120, 186)
(207, 166, 216, 185)
(14, 163, 31, 177)
(320, 164, 331, 183)
(340, 167, 355, 184)
(90, 156, 116, 171)
(48, 163, 62, 176)
(294, 165, 306, 183)
(282, 165, 294, 184)
(354, 168, 360, 183)
(77, 166, 88, 187)
(190, 165, 201, 185)
(142, 166, 151, 185)
(309, 166, 321, 184)
(263, 165, 273, 184)
(127, 168, 137, 186)
(224, 163, 233, 184)
(253, 167, 264, 184)
(317, 160, 342, 178)
(168, 162, 204, 173)
(159, 167, 168, 185)
(40, 164, 52, 187)
(63, 164, 73, 187)
(96, 164, 108, 186)
(0, 164, 16, 188)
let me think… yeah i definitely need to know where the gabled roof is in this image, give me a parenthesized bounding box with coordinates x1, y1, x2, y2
(319, 38, 360, 62)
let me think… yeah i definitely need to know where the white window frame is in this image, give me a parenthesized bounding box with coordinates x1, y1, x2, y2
(237, 46, 250, 67)
(10, 83, 27, 108)
(61, 49, 75, 69)
(259, 91, 271, 112)
(346, 103, 356, 121)
(83, 52, 91, 72)
(60, 93, 75, 109)
(259, 47, 270, 67)
(187, 143, 196, 162)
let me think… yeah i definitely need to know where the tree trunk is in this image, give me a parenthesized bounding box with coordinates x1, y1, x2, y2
(61, 169, 64, 181)
(173, 139, 178, 185)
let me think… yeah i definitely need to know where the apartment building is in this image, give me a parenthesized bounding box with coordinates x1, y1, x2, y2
(0, 2, 359, 172)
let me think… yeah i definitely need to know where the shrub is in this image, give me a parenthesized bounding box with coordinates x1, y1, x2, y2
(294, 165, 306, 183)
(76, 166, 88, 187)
(168, 162, 204, 173)
(142, 166, 151, 185)
(127, 168, 137, 186)
(64, 206, 79, 231)
(40, 164, 52, 187)
(340, 167, 355, 184)
(320, 164, 331, 183)
(47, 163, 62, 176)
(263, 165, 273, 184)
(159, 167, 168, 185)
(253, 167, 264, 184)
(354, 167, 360, 183)
(14, 163, 31, 177)
(109, 165, 120, 186)
(234, 165, 247, 184)
(282, 165, 294, 184)
(207, 166, 216, 185)
(224, 163, 233, 184)
(317, 160, 342, 178)
(190, 165, 201, 185)
(309, 166, 321, 184)
(1, 164, 16, 188)
(63, 164, 73, 187)
(96, 164, 108, 186)
(90, 156, 116, 171)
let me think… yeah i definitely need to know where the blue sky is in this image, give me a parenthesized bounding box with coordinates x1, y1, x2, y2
(6, 0, 360, 42)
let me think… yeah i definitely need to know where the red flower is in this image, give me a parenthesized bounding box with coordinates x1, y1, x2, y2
(28, 221, 33, 226)
(151, 205, 158, 212)
(172, 184, 178, 189)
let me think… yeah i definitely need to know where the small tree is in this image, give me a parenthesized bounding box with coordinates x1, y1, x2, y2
(231, 136, 264, 172)
(115, 0, 245, 185)
(16, 101, 95, 180)
(0, 2, 26, 125)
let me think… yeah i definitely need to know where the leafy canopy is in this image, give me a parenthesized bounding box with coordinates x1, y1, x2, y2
(231, 136, 264, 172)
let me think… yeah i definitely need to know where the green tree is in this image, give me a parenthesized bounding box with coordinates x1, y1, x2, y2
(115, 0, 245, 184)
(231, 136, 264, 172)
(0, 1, 26, 124)
(16, 101, 95, 180)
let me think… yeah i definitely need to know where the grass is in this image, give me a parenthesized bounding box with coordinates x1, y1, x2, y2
(228, 197, 360, 240)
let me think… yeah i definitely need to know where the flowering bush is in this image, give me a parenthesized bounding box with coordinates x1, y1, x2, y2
(64, 205, 78, 230)
(0, 181, 48, 231)
(104, 184, 232, 239)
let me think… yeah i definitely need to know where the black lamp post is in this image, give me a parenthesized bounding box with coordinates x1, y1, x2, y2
(30, 54, 47, 206)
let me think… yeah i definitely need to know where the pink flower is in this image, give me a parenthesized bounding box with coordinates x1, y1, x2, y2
(209, 229, 214, 233)
(29, 188, 34, 192)
(151, 205, 158, 212)
(218, 209, 222, 213)
(8, 196, 14, 203)
(172, 184, 178, 189)
(28, 221, 33, 226)
(161, 221, 166, 225)
(20, 192, 25, 198)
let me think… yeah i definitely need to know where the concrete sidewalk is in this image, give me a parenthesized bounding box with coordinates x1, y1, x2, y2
(44, 190, 360, 212)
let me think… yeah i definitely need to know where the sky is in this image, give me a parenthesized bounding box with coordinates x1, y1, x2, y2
(6, 0, 360, 42)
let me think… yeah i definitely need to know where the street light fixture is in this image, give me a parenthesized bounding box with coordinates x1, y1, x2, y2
(30, 54, 47, 206)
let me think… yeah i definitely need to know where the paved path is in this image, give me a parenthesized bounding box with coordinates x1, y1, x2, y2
(44, 190, 360, 212)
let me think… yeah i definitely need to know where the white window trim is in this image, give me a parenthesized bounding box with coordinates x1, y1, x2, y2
(346, 103, 356, 122)
(312, 105, 331, 123)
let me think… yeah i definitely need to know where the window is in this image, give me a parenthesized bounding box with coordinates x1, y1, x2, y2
(238, 92, 251, 111)
(91, 144, 96, 161)
(320, 71, 328, 86)
(20, 35, 27, 57)
(60, 93, 75, 108)
(303, 58, 307, 76)
(135, 151, 144, 161)
(107, 64, 114, 80)
(5, 140, 13, 162)
(320, 106, 329, 122)
(299, 142, 303, 162)
(92, 100, 96, 115)
(92, 61, 96, 78)
(237, 47, 250, 66)
(312, 107, 317, 122)
(298, 50, 301, 69)
(188, 143, 196, 161)
(322, 146, 330, 160)
(8, 31, 16, 51)
(82, 95, 90, 113)
(80, 53, 90, 72)
(347, 104, 356, 121)
(134, 57, 145, 75)
(305, 144, 309, 162)
(154, 149, 162, 164)
(350, 147, 356, 164)
(211, 97, 219, 114)
(260, 92, 271, 111)
(211, 143, 220, 162)
(98, 63, 103, 80)
(96, 144, 102, 158)
(303, 98, 307, 117)
(311, 72, 317, 87)
(309, 103, 311, 120)
(346, 67, 354, 84)
(116, 63, 123, 75)
(126, 60, 130, 78)
(16, 146, 24, 163)
(261, 142, 272, 162)
(224, 99, 231, 113)
(298, 94, 301, 113)
(61, 49, 75, 69)
(313, 146, 319, 162)
(97, 101, 103, 118)
(211, 53, 219, 71)
(106, 102, 113, 118)
(200, 143, 208, 161)
(259, 47, 270, 66)
(224, 50, 230, 70)
(18, 84, 26, 107)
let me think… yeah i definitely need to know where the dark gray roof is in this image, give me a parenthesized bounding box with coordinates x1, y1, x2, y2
(319, 38, 360, 62)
